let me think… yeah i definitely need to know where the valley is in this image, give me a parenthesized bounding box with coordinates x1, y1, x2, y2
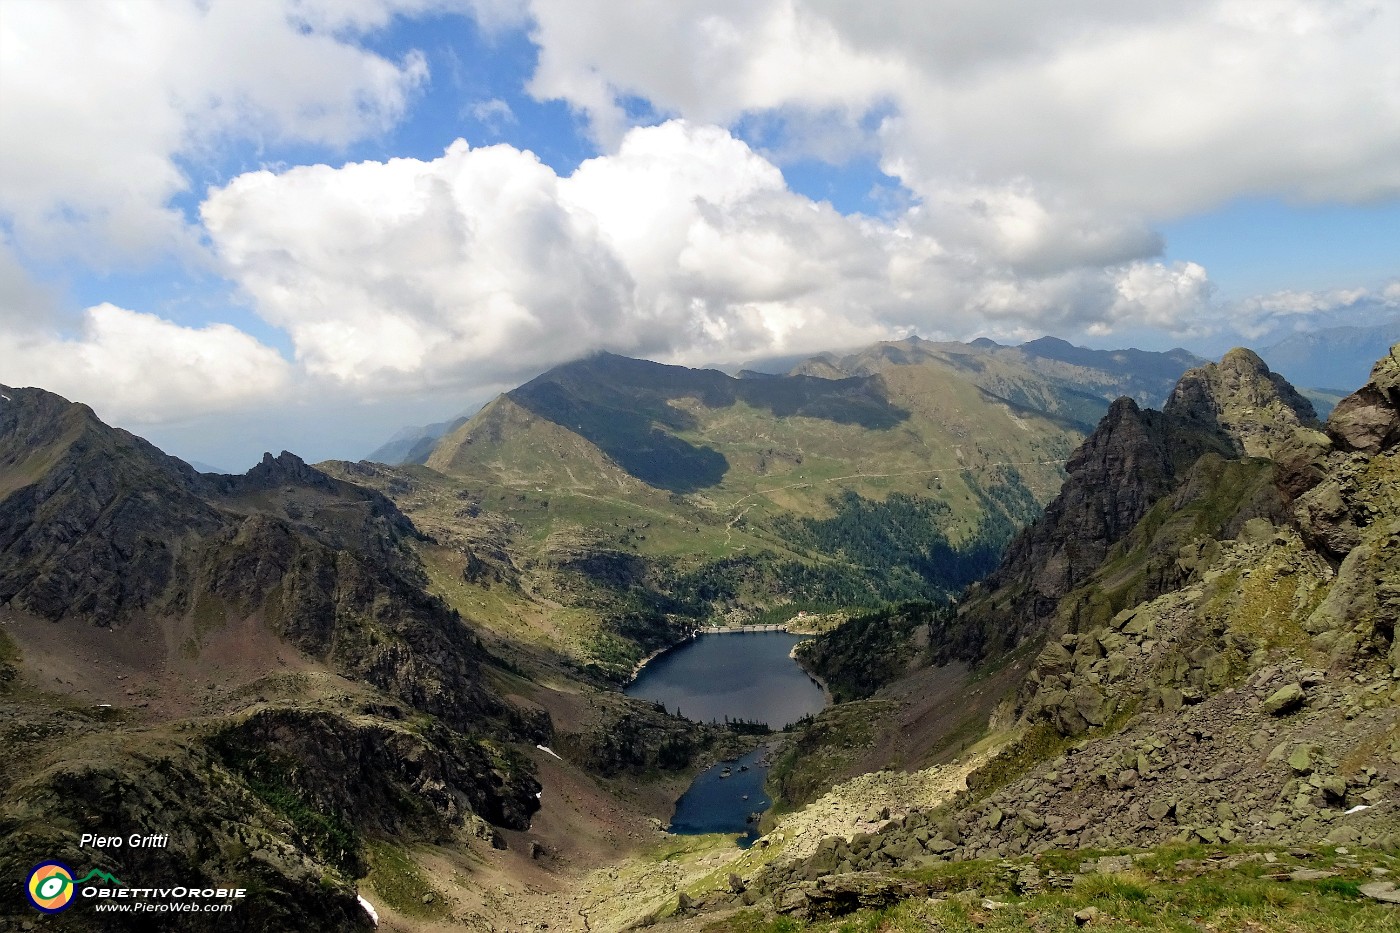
(1, 336, 1397, 932)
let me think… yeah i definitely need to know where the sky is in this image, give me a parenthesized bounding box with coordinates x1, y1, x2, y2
(1, 0, 1398, 469)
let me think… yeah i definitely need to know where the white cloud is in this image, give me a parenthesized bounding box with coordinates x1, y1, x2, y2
(522, 0, 1400, 222)
(470, 98, 518, 133)
(1228, 281, 1400, 339)
(202, 141, 637, 387)
(0, 0, 434, 263)
(527, 1, 906, 149)
(0, 304, 291, 422)
(197, 122, 1238, 392)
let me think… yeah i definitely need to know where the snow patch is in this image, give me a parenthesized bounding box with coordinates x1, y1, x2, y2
(1345, 804, 1373, 815)
(358, 894, 378, 926)
(535, 744, 562, 760)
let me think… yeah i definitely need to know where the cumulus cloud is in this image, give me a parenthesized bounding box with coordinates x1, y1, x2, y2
(0, 0, 435, 262)
(202, 141, 637, 386)
(0, 304, 292, 422)
(527, 1, 907, 149)
(197, 122, 1233, 393)
(523, 0, 1400, 222)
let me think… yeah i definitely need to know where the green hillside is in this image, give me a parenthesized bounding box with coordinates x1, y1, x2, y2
(325, 338, 1200, 676)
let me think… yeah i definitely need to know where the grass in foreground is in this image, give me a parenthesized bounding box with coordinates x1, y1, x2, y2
(695, 844, 1400, 932)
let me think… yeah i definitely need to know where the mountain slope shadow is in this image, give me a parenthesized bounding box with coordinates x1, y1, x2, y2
(508, 352, 909, 493)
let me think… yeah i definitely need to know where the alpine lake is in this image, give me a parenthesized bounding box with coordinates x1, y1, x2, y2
(624, 630, 827, 846)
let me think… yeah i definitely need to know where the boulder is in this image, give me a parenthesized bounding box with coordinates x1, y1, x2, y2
(1147, 799, 1176, 822)
(1360, 881, 1400, 905)
(774, 872, 926, 920)
(1263, 683, 1306, 716)
(1287, 745, 1315, 776)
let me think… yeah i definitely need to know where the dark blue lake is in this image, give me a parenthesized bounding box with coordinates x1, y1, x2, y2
(624, 631, 826, 728)
(625, 631, 828, 845)
(668, 747, 771, 847)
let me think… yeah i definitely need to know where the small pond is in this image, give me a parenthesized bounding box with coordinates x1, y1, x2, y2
(667, 747, 772, 847)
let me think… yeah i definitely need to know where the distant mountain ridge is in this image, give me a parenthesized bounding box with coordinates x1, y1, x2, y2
(366, 411, 477, 465)
(794, 335, 1204, 428)
(1259, 318, 1400, 393)
(367, 335, 1205, 464)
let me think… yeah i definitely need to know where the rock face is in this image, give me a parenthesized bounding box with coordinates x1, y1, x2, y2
(775, 871, 928, 920)
(1164, 348, 1322, 460)
(1326, 344, 1400, 454)
(949, 349, 1333, 665)
(949, 395, 1234, 660)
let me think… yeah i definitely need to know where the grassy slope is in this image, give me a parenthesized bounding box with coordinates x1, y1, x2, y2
(325, 354, 1087, 676)
(686, 844, 1400, 932)
(421, 354, 1077, 569)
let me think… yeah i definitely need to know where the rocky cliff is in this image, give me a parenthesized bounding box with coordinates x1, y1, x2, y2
(947, 349, 1323, 662)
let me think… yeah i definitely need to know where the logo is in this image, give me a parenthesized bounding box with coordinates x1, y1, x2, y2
(24, 862, 126, 914)
(26, 861, 76, 913)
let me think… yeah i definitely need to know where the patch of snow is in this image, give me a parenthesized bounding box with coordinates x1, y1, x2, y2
(535, 744, 562, 760)
(357, 894, 378, 926)
(1345, 804, 1373, 815)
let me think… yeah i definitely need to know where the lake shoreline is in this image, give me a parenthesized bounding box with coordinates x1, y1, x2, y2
(788, 642, 833, 705)
(625, 629, 826, 729)
(624, 624, 806, 685)
(625, 629, 699, 685)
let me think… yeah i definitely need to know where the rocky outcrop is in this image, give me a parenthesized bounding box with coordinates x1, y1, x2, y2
(1164, 348, 1322, 460)
(555, 700, 752, 777)
(0, 724, 373, 932)
(949, 397, 1233, 659)
(212, 706, 541, 844)
(947, 349, 1339, 667)
(774, 871, 928, 920)
(795, 601, 941, 701)
(1325, 344, 1400, 454)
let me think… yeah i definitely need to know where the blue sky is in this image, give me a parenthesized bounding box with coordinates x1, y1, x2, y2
(1, 1, 1397, 468)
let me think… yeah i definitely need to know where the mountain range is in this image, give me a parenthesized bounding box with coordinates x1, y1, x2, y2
(1, 335, 1396, 931)
(336, 337, 1202, 679)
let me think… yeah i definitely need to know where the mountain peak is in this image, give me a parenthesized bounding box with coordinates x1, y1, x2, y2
(227, 449, 338, 493)
(1218, 345, 1269, 372)
(1164, 349, 1320, 459)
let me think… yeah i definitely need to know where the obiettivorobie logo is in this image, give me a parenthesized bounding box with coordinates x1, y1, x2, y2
(24, 858, 246, 916)
(26, 862, 125, 914)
